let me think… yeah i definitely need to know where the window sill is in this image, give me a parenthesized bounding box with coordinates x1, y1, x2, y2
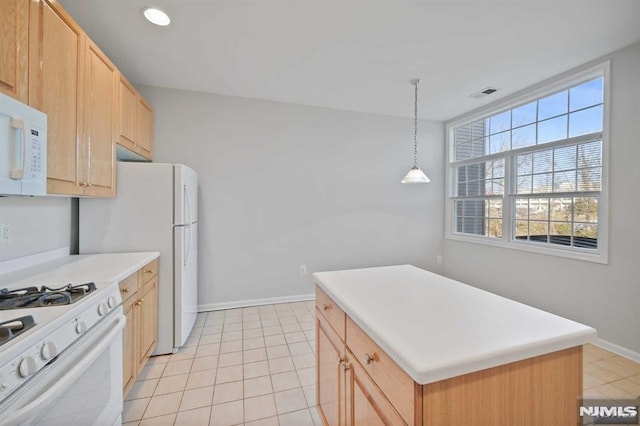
(445, 232, 608, 264)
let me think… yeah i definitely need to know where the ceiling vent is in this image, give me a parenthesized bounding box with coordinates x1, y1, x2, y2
(469, 87, 499, 99)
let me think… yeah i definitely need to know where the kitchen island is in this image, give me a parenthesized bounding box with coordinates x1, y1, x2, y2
(313, 265, 596, 426)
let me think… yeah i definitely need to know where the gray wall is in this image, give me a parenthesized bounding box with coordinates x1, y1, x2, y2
(0, 197, 71, 263)
(443, 42, 640, 353)
(138, 86, 445, 308)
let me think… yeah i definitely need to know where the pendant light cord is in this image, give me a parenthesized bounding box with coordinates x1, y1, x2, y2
(413, 81, 418, 167)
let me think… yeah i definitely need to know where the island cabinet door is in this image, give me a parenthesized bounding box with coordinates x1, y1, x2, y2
(345, 349, 407, 426)
(317, 310, 345, 426)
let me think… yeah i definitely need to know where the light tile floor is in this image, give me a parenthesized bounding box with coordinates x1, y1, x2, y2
(123, 302, 640, 425)
(123, 301, 321, 426)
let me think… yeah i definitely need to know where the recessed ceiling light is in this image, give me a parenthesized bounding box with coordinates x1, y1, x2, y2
(143, 7, 171, 26)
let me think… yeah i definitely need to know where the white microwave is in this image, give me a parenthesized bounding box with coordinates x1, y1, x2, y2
(0, 93, 47, 196)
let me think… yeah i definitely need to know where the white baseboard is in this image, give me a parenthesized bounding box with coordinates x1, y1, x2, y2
(198, 293, 315, 312)
(594, 338, 640, 363)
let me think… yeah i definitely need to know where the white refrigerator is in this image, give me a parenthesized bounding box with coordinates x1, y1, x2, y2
(79, 162, 198, 354)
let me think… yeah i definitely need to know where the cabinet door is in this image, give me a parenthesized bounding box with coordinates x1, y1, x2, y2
(122, 296, 137, 397)
(82, 38, 116, 197)
(29, 0, 83, 195)
(136, 97, 153, 159)
(118, 74, 137, 151)
(317, 313, 344, 426)
(0, 0, 29, 102)
(138, 276, 158, 369)
(345, 350, 406, 426)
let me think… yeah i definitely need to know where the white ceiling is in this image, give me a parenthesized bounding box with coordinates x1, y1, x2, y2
(59, 0, 640, 121)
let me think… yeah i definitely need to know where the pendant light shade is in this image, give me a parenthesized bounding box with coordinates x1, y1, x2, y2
(402, 79, 430, 184)
(401, 166, 430, 183)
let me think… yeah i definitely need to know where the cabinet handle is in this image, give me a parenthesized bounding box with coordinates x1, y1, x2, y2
(342, 362, 351, 372)
(322, 304, 330, 312)
(336, 356, 345, 364)
(135, 299, 143, 306)
(121, 288, 130, 294)
(144, 269, 154, 274)
(364, 353, 375, 365)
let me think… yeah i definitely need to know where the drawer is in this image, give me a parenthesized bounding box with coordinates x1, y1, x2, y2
(346, 316, 416, 425)
(119, 273, 138, 302)
(138, 259, 159, 283)
(315, 285, 346, 341)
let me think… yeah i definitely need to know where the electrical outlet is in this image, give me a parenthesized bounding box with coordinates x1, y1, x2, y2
(299, 265, 307, 276)
(436, 255, 443, 264)
(0, 224, 11, 244)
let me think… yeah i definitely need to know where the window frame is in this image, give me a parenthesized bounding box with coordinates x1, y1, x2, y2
(445, 61, 610, 264)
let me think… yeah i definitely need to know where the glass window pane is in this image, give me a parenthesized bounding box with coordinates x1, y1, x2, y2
(516, 175, 532, 194)
(517, 153, 533, 176)
(488, 219, 502, 238)
(574, 197, 598, 222)
(574, 223, 598, 248)
(456, 216, 463, 233)
(488, 200, 502, 218)
(550, 198, 572, 221)
(457, 165, 467, 182)
(455, 200, 463, 217)
(532, 173, 552, 193)
(489, 131, 510, 154)
(515, 221, 529, 239)
(467, 180, 482, 196)
(515, 198, 529, 220)
(492, 159, 505, 178)
(529, 198, 549, 220)
(538, 115, 568, 144)
(471, 119, 487, 140)
(533, 150, 552, 174)
(577, 167, 602, 192)
(455, 142, 472, 161)
(570, 78, 603, 112)
(466, 163, 483, 181)
(511, 123, 536, 150)
(529, 221, 549, 243)
(550, 222, 572, 246)
(492, 179, 504, 195)
(553, 171, 576, 192)
(512, 101, 537, 127)
(538, 90, 568, 120)
(578, 141, 602, 168)
(489, 111, 511, 135)
(569, 105, 603, 137)
(455, 124, 472, 144)
(554, 145, 577, 171)
(457, 181, 466, 197)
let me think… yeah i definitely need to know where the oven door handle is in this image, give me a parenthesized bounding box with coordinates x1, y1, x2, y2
(2, 314, 126, 425)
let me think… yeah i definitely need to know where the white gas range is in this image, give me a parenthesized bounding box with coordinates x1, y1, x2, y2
(0, 250, 158, 426)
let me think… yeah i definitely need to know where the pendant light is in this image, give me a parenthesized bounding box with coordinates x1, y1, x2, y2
(401, 79, 430, 184)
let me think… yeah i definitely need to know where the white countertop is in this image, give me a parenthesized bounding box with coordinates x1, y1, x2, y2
(0, 252, 160, 288)
(313, 265, 597, 385)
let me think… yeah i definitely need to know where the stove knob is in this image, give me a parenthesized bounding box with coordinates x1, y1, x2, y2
(76, 321, 87, 335)
(107, 296, 117, 309)
(18, 356, 36, 378)
(40, 342, 58, 361)
(97, 303, 107, 316)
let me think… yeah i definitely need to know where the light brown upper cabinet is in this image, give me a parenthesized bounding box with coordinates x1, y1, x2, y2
(117, 75, 154, 160)
(0, 0, 29, 103)
(29, 0, 84, 195)
(118, 75, 137, 152)
(136, 97, 153, 160)
(81, 39, 116, 197)
(28, 0, 116, 196)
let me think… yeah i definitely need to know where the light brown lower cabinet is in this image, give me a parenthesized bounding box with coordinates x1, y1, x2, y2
(121, 259, 158, 397)
(316, 286, 583, 426)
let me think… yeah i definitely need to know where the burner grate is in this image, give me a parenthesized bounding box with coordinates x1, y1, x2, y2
(0, 316, 36, 346)
(0, 283, 97, 310)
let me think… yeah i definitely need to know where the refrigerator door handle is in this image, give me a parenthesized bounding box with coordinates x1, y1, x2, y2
(184, 184, 193, 225)
(184, 224, 191, 267)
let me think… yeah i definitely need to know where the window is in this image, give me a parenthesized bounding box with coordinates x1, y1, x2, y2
(446, 65, 608, 263)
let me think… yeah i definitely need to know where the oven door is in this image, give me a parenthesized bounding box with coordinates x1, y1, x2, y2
(0, 309, 125, 426)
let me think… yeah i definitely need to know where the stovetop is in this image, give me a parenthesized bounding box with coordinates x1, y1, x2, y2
(0, 283, 97, 311)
